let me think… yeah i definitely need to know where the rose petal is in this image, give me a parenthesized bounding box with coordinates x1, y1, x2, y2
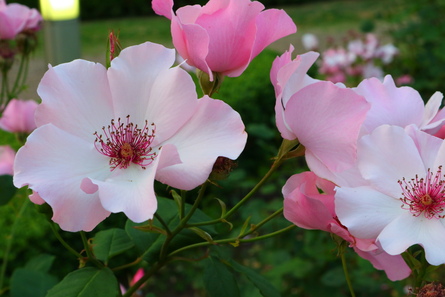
(13, 124, 111, 231)
(335, 186, 403, 239)
(156, 96, 246, 190)
(36, 60, 113, 140)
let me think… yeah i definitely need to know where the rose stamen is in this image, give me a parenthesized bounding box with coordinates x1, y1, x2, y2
(94, 115, 158, 170)
(399, 166, 445, 219)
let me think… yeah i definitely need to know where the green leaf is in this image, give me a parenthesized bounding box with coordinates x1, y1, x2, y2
(126, 197, 218, 263)
(46, 267, 119, 297)
(93, 228, 135, 262)
(202, 256, 240, 297)
(188, 227, 214, 243)
(25, 254, 56, 273)
(214, 198, 227, 217)
(11, 268, 58, 297)
(227, 259, 281, 297)
(0, 174, 17, 206)
(170, 189, 183, 217)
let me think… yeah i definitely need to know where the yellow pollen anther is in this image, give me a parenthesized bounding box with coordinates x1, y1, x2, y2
(120, 143, 133, 158)
(420, 194, 433, 206)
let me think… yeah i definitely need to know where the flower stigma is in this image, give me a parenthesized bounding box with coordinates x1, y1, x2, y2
(399, 166, 445, 219)
(94, 115, 158, 170)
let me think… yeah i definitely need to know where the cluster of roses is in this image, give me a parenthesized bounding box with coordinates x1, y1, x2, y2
(302, 31, 408, 86)
(5, 0, 445, 286)
(274, 44, 445, 280)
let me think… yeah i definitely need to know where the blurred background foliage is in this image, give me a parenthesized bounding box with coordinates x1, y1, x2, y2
(2, 0, 445, 296)
(9, 0, 326, 19)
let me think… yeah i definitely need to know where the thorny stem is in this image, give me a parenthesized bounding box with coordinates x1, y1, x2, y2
(154, 213, 171, 236)
(224, 157, 284, 219)
(168, 224, 296, 258)
(180, 190, 186, 219)
(159, 182, 209, 259)
(121, 140, 295, 294)
(80, 231, 104, 268)
(243, 207, 284, 237)
(49, 222, 83, 259)
(112, 257, 142, 272)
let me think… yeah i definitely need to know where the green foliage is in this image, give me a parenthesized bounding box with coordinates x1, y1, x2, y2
(202, 256, 241, 297)
(125, 197, 217, 264)
(92, 229, 135, 263)
(46, 267, 119, 297)
(0, 175, 17, 206)
(10, 254, 58, 297)
(386, 0, 445, 99)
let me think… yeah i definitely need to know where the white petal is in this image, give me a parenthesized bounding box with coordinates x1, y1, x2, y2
(405, 125, 443, 170)
(36, 60, 113, 140)
(378, 213, 445, 265)
(355, 75, 424, 131)
(13, 124, 111, 231)
(358, 125, 425, 197)
(421, 91, 444, 129)
(335, 186, 403, 239)
(156, 96, 247, 190)
(108, 44, 200, 143)
(92, 158, 161, 223)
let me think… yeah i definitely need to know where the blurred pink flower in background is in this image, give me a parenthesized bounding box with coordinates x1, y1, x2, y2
(0, 99, 38, 133)
(283, 171, 411, 281)
(152, 0, 296, 80)
(319, 47, 355, 83)
(311, 32, 401, 85)
(0, 0, 42, 40)
(301, 33, 318, 51)
(120, 268, 145, 296)
(395, 74, 413, 86)
(375, 43, 399, 64)
(0, 145, 14, 175)
(336, 125, 445, 265)
(13, 42, 247, 232)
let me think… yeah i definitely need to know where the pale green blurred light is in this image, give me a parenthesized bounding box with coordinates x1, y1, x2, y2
(40, 0, 79, 21)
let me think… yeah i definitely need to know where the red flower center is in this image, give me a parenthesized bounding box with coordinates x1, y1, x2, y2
(399, 166, 445, 219)
(94, 115, 158, 170)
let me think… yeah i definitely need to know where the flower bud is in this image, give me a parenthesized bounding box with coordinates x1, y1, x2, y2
(0, 99, 38, 133)
(197, 69, 224, 96)
(15, 30, 39, 56)
(417, 282, 445, 297)
(209, 157, 237, 181)
(106, 31, 122, 68)
(0, 40, 15, 71)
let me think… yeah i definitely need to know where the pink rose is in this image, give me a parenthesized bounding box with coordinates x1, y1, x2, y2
(336, 125, 445, 265)
(0, 1, 41, 40)
(283, 171, 411, 281)
(152, 0, 296, 80)
(0, 99, 38, 133)
(0, 145, 15, 175)
(13, 42, 247, 232)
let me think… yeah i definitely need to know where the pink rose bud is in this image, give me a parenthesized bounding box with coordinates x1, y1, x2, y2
(0, 99, 38, 133)
(0, 145, 15, 175)
(152, 0, 296, 81)
(0, 1, 41, 40)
